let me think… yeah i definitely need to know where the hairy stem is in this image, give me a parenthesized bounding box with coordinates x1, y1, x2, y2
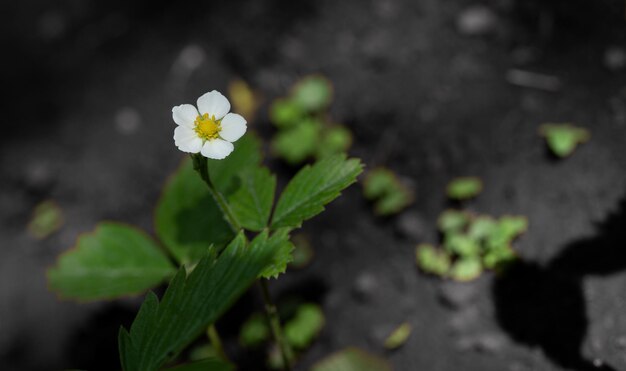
(207, 325, 229, 361)
(191, 154, 242, 232)
(260, 280, 292, 371)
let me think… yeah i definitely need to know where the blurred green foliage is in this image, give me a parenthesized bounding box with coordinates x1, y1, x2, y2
(539, 123, 590, 158)
(363, 168, 414, 216)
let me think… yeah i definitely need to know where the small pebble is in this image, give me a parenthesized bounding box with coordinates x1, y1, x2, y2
(352, 271, 380, 302)
(456, 332, 508, 354)
(395, 211, 427, 240)
(115, 107, 142, 135)
(438, 281, 479, 309)
(604, 47, 626, 71)
(457, 6, 498, 36)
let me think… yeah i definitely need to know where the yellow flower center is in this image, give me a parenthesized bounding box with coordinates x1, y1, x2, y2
(194, 113, 221, 140)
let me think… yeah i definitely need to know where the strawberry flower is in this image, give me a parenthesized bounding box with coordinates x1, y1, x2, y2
(172, 90, 247, 159)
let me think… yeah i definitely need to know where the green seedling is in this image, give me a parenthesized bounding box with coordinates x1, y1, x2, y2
(363, 167, 414, 216)
(539, 123, 590, 158)
(240, 313, 270, 348)
(28, 200, 64, 239)
(446, 176, 483, 201)
(416, 244, 452, 276)
(383, 322, 412, 350)
(311, 347, 392, 371)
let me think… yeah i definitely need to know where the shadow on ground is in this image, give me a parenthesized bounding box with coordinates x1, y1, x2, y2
(494, 195, 626, 371)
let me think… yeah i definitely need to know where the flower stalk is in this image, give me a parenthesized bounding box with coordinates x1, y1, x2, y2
(260, 280, 293, 371)
(191, 154, 242, 232)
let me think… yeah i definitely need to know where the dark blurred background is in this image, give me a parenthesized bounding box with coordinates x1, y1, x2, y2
(2, 0, 626, 370)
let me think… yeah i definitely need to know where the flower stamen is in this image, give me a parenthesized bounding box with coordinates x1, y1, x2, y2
(194, 113, 221, 140)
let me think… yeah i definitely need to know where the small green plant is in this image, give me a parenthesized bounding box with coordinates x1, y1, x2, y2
(539, 123, 590, 158)
(446, 177, 483, 201)
(27, 200, 64, 239)
(383, 322, 412, 350)
(363, 167, 414, 216)
(417, 208, 528, 281)
(269, 75, 353, 164)
(311, 347, 391, 371)
(48, 90, 363, 371)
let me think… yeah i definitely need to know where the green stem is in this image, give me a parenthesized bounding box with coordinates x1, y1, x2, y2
(259, 280, 292, 371)
(192, 154, 242, 232)
(207, 325, 229, 361)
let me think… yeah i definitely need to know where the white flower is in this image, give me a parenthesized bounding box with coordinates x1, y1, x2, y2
(172, 90, 247, 159)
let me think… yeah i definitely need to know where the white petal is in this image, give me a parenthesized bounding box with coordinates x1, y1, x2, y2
(201, 138, 234, 159)
(197, 90, 230, 119)
(173, 126, 197, 142)
(219, 113, 247, 142)
(172, 104, 199, 128)
(176, 136, 203, 153)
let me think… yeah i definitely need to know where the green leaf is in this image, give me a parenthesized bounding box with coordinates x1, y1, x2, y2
(416, 244, 451, 276)
(119, 231, 284, 371)
(271, 119, 322, 165)
(290, 233, 314, 269)
(228, 167, 276, 231)
(383, 322, 412, 350)
(271, 154, 363, 229)
(437, 210, 470, 233)
(269, 98, 305, 128)
(363, 168, 397, 200)
(28, 200, 64, 239)
(483, 247, 516, 270)
(155, 158, 234, 264)
(164, 358, 234, 371)
(311, 347, 391, 371)
(363, 168, 413, 216)
(291, 75, 333, 112)
(317, 125, 353, 159)
(239, 313, 270, 348)
(467, 216, 496, 241)
(260, 229, 295, 279)
(374, 188, 413, 216)
(446, 177, 483, 201)
(284, 303, 325, 349)
(539, 123, 590, 158)
(208, 133, 263, 195)
(449, 258, 483, 282)
(48, 223, 175, 301)
(444, 233, 481, 257)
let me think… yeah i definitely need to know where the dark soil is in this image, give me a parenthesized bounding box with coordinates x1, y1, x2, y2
(2, 0, 626, 370)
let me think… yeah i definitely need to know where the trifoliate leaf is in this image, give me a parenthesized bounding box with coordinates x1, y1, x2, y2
(284, 303, 325, 349)
(271, 154, 363, 229)
(271, 119, 322, 164)
(444, 233, 481, 257)
(164, 358, 234, 371)
(311, 347, 392, 371)
(539, 123, 590, 158)
(290, 233, 315, 269)
(317, 125, 353, 159)
(383, 322, 412, 350)
(260, 229, 295, 279)
(416, 244, 451, 276)
(228, 79, 260, 122)
(119, 231, 284, 371)
(208, 134, 263, 195)
(446, 177, 483, 200)
(269, 98, 305, 128)
(239, 313, 270, 348)
(28, 200, 64, 239)
(291, 75, 333, 112)
(449, 257, 483, 282)
(228, 167, 276, 231)
(156, 158, 234, 264)
(48, 223, 175, 301)
(437, 210, 470, 233)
